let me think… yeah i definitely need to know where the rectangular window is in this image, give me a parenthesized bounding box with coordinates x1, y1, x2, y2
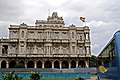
(72, 32, 74, 39)
(2, 45, 8, 54)
(63, 48, 67, 54)
(62, 32, 67, 39)
(79, 34, 83, 40)
(86, 46, 89, 54)
(79, 46, 83, 54)
(72, 46, 75, 53)
(46, 32, 50, 39)
(29, 47, 33, 53)
(37, 45, 43, 54)
(46, 46, 50, 54)
(38, 32, 42, 39)
(21, 31, 24, 38)
(12, 44, 16, 53)
(20, 47, 24, 53)
(54, 32, 59, 39)
(54, 48, 59, 54)
(12, 31, 17, 38)
(86, 33, 89, 40)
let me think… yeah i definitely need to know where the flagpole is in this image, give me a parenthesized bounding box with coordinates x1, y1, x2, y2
(84, 21, 86, 26)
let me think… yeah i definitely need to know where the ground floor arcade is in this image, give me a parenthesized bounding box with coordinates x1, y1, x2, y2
(0, 57, 90, 69)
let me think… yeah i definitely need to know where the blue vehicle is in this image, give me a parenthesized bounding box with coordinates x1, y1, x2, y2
(97, 30, 120, 80)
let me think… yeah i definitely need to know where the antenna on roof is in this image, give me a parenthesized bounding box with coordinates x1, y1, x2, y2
(48, 9, 50, 16)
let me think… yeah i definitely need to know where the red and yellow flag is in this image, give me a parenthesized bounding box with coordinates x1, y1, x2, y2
(80, 17, 85, 22)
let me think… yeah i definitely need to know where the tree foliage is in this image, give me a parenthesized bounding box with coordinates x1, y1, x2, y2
(89, 55, 98, 67)
(30, 71, 41, 80)
(3, 71, 22, 80)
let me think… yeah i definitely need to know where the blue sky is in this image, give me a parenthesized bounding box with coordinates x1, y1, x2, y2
(0, 0, 120, 56)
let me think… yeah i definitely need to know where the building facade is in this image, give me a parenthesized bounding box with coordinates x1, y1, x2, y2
(0, 12, 91, 69)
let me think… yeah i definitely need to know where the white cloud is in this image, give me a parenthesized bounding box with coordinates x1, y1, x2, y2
(0, 0, 120, 56)
(92, 44, 100, 50)
(88, 21, 120, 55)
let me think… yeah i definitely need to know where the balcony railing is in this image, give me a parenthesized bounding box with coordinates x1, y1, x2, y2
(77, 40, 85, 43)
(52, 39, 61, 43)
(27, 39, 36, 42)
(2, 53, 91, 57)
(36, 39, 44, 42)
(61, 39, 69, 43)
(10, 38, 18, 42)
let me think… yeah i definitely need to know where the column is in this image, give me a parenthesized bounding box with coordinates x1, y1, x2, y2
(69, 62, 71, 69)
(42, 61, 44, 68)
(85, 60, 89, 68)
(25, 62, 27, 68)
(35, 62, 37, 68)
(52, 61, 54, 68)
(0, 60, 1, 68)
(76, 61, 78, 68)
(60, 61, 62, 69)
(6, 61, 9, 68)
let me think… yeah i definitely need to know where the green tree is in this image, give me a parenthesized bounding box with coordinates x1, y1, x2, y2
(3, 71, 22, 80)
(30, 71, 41, 80)
(15, 63, 25, 68)
(89, 55, 98, 67)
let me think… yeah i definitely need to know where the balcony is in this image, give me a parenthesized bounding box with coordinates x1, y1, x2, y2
(8, 53, 18, 57)
(77, 54, 91, 57)
(36, 39, 44, 42)
(84, 39, 90, 43)
(52, 39, 61, 43)
(27, 39, 36, 42)
(77, 40, 84, 43)
(53, 53, 71, 57)
(10, 38, 18, 42)
(2, 53, 90, 58)
(61, 39, 69, 43)
(44, 39, 52, 42)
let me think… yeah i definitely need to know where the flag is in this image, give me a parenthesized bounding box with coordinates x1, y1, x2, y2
(80, 17, 85, 22)
(99, 66, 108, 73)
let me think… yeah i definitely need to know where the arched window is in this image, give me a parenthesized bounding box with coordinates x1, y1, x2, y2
(44, 61, 52, 68)
(54, 61, 60, 68)
(62, 60, 69, 68)
(27, 60, 34, 68)
(17, 60, 25, 68)
(78, 60, 85, 68)
(9, 60, 16, 68)
(71, 60, 76, 68)
(1, 60, 7, 68)
(37, 61, 42, 68)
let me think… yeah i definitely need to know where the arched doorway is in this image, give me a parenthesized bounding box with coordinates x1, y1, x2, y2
(9, 60, 16, 68)
(54, 60, 60, 68)
(44, 61, 52, 68)
(17, 60, 25, 68)
(78, 60, 85, 68)
(37, 60, 42, 68)
(1, 60, 7, 68)
(62, 60, 69, 68)
(71, 60, 76, 68)
(27, 60, 34, 68)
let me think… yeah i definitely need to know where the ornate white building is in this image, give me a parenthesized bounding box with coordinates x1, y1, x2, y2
(0, 12, 91, 69)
